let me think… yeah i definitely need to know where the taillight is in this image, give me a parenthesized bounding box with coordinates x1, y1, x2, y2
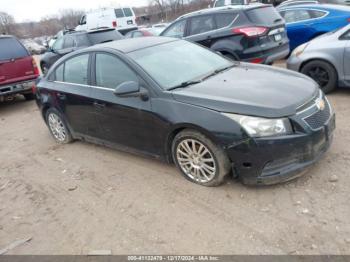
(32, 83, 37, 94)
(250, 58, 264, 64)
(112, 21, 117, 27)
(32, 58, 40, 76)
(347, 17, 350, 22)
(233, 27, 267, 37)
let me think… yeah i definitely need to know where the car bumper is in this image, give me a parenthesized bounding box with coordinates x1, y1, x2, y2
(0, 79, 36, 97)
(226, 114, 335, 185)
(286, 55, 303, 72)
(242, 43, 290, 65)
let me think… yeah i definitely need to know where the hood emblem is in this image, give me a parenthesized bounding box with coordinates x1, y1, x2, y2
(315, 98, 326, 111)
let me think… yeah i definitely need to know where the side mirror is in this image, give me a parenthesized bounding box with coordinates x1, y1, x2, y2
(114, 81, 148, 101)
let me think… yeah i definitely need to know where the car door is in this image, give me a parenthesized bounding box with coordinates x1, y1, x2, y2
(280, 9, 315, 49)
(50, 53, 98, 136)
(185, 14, 217, 47)
(90, 52, 160, 155)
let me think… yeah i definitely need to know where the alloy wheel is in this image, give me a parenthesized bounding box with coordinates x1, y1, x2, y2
(48, 113, 67, 142)
(307, 66, 329, 87)
(176, 139, 217, 183)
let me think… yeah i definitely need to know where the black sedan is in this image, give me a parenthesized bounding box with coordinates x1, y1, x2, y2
(34, 37, 335, 186)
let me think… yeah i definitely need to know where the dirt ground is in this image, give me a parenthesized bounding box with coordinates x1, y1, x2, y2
(0, 77, 350, 255)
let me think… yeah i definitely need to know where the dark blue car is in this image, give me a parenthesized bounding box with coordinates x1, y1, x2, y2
(278, 4, 350, 50)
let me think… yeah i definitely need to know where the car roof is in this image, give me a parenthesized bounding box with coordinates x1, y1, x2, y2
(279, 3, 350, 10)
(0, 35, 14, 39)
(177, 3, 269, 19)
(89, 37, 178, 53)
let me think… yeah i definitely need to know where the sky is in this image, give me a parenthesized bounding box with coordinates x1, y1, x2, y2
(1, 0, 149, 22)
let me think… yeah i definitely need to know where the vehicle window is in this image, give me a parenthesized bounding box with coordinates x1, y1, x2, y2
(282, 9, 312, 23)
(123, 8, 133, 17)
(246, 6, 283, 25)
(309, 10, 327, 19)
(115, 8, 125, 18)
(189, 15, 216, 35)
(215, 0, 226, 7)
(161, 19, 186, 38)
(52, 37, 64, 51)
(128, 40, 232, 90)
(87, 30, 124, 45)
(63, 36, 75, 49)
(231, 0, 245, 4)
(0, 37, 28, 60)
(55, 63, 64, 82)
(64, 54, 89, 85)
(95, 53, 138, 89)
(74, 34, 91, 47)
(133, 31, 144, 38)
(124, 32, 133, 38)
(215, 13, 236, 28)
(341, 30, 350, 40)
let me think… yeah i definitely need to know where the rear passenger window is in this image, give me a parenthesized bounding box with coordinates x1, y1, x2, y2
(123, 8, 133, 17)
(282, 9, 311, 23)
(115, 8, 124, 18)
(215, 13, 236, 28)
(95, 53, 138, 89)
(189, 15, 216, 35)
(0, 37, 28, 60)
(55, 64, 64, 81)
(64, 54, 89, 85)
(309, 10, 327, 19)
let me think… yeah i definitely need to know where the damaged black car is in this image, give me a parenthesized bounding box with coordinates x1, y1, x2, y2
(34, 37, 335, 186)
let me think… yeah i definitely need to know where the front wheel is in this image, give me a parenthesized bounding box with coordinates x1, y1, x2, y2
(41, 63, 49, 75)
(172, 129, 231, 187)
(301, 60, 337, 93)
(45, 108, 73, 144)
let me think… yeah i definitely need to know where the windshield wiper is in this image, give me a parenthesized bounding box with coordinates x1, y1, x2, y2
(201, 64, 236, 81)
(167, 80, 202, 91)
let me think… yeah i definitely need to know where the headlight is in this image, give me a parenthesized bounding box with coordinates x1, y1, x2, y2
(223, 113, 293, 137)
(291, 43, 307, 57)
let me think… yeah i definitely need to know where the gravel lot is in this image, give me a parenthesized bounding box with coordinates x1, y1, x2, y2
(0, 68, 350, 254)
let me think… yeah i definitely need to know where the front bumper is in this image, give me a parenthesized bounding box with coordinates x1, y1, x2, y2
(0, 79, 35, 97)
(226, 114, 335, 185)
(286, 55, 303, 72)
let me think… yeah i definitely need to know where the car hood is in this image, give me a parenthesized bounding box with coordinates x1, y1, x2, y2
(171, 63, 319, 118)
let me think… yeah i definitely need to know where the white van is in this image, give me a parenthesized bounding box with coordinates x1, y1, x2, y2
(76, 7, 138, 35)
(213, 0, 250, 7)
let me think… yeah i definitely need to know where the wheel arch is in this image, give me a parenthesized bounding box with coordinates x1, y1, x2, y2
(165, 123, 221, 163)
(300, 58, 339, 80)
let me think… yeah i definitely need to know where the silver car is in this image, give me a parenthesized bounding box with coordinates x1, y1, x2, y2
(287, 24, 350, 93)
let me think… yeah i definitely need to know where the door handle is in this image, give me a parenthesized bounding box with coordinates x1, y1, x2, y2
(93, 101, 106, 108)
(57, 93, 66, 100)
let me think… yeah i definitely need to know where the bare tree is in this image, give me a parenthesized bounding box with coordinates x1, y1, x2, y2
(58, 9, 84, 29)
(0, 11, 15, 35)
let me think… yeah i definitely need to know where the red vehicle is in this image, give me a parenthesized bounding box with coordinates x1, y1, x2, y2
(0, 35, 40, 102)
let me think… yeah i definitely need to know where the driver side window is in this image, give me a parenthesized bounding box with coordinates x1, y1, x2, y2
(52, 37, 64, 51)
(162, 19, 186, 38)
(95, 53, 138, 89)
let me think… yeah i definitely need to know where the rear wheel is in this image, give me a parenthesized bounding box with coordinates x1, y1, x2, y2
(172, 129, 231, 187)
(45, 108, 73, 144)
(301, 60, 337, 93)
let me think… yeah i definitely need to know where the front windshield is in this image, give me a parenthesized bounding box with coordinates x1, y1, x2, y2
(128, 40, 233, 90)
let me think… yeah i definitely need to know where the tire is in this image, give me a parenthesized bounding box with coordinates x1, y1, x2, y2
(172, 129, 231, 187)
(41, 63, 49, 75)
(23, 93, 35, 100)
(301, 60, 337, 93)
(45, 108, 73, 144)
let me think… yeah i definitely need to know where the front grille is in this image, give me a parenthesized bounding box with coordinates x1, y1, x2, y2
(303, 98, 331, 130)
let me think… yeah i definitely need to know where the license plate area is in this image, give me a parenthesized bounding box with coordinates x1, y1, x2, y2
(274, 34, 282, 42)
(127, 20, 133, 25)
